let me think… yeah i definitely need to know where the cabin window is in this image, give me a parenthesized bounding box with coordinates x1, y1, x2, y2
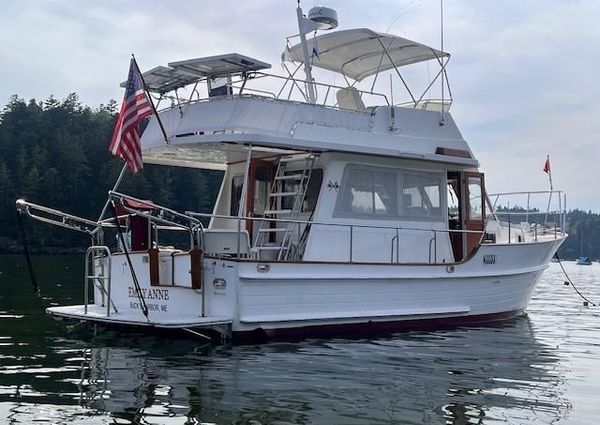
(336, 167, 397, 217)
(467, 176, 483, 220)
(230, 175, 244, 216)
(335, 164, 444, 221)
(400, 171, 443, 219)
(282, 169, 323, 213)
(252, 166, 271, 216)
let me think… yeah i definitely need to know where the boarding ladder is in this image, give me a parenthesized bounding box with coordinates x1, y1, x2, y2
(253, 153, 316, 260)
(84, 246, 116, 316)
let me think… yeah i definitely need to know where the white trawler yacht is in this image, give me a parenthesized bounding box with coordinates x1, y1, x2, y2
(17, 5, 567, 340)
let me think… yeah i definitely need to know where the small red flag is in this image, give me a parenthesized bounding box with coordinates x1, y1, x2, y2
(109, 58, 151, 173)
(543, 156, 551, 174)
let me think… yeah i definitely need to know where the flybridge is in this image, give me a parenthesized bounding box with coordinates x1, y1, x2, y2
(127, 26, 452, 113)
(129, 24, 459, 168)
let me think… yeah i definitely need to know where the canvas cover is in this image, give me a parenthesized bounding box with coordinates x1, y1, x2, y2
(283, 28, 448, 81)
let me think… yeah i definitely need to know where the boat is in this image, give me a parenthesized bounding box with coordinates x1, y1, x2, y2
(15, 5, 568, 341)
(576, 256, 592, 265)
(575, 223, 591, 265)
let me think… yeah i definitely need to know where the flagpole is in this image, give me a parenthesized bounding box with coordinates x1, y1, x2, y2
(544, 154, 553, 227)
(547, 155, 553, 192)
(97, 164, 128, 222)
(131, 54, 170, 145)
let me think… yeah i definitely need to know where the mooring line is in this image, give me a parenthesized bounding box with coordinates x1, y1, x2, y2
(16, 210, 39, 294)
(554, 253, 597, 307)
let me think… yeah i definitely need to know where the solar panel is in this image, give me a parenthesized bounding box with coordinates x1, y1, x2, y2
(168, 53, 271, 79)
(121, 54, 270, 94)
(120, 66, 200, 94)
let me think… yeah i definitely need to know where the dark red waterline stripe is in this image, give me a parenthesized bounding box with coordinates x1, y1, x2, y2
(232, 310, 526, 342)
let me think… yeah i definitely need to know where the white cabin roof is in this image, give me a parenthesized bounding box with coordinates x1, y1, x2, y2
(140, 96, 477, 169)
(283, 28, 448, 81)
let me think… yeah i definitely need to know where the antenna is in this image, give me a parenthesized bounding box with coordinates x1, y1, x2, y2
(295, 5, 339, 103)
(439, 0, 446, 125)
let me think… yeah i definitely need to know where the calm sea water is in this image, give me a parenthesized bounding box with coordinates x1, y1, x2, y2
(0, 255, 599, 424)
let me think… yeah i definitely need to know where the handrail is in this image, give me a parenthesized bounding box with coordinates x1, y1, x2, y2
(492, 210, 563, 216)
(188, 210, 481, 264)
(109, 191, 205, 249)
(156, 71, 391, 112)
(16, 199, 100, 235)
(187, 211, 484, 236)
(257, 71, 391, 107)
(489, 190, 565, 197)
(487, 190, 567, 242)
(84, 246, 115, 316)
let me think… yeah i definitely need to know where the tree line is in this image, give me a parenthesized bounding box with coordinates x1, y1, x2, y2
(0, 94, 222, 251)
(0, 93, 598, 260)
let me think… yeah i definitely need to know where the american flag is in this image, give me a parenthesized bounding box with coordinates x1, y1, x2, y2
(108, 58, 152, 173)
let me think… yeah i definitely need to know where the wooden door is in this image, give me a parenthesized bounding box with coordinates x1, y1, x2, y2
(464, 172, 485, 258)
(245, 159, 275, 241)
(447, 172, 463, 261)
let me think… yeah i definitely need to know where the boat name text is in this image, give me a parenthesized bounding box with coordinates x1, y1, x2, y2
(128, 287, 170, 301)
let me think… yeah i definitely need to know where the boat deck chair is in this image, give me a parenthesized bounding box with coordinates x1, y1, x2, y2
(336, 86, 367, 112)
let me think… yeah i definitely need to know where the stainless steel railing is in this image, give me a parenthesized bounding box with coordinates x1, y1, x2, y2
(84, 246, 115, 316)
(488, 190, 567, 242)
(16, 199, 100, 236)
(187, 211, 484, 264)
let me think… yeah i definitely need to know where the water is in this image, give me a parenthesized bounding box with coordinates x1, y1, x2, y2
(0, 255, 599, 424)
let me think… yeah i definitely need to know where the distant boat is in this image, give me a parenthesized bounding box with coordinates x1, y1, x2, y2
(576, 256, 592, 265)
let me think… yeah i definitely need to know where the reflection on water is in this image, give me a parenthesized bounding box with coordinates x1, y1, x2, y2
(0, 255, 599, 424)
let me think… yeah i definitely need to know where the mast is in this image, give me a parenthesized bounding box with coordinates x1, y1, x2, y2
(296, 3, 317, 103)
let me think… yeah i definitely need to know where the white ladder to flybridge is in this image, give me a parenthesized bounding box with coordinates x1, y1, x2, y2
(253, 153, 316, 260)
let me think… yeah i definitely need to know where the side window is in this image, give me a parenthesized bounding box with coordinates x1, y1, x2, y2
(401, 171, 443, 219)
(335, 164, 444, 221)
(335, 165, 397, 217)
(447, 181, 459, 220)
(468, 176, 483, 221)
(252, 166, 271, 216)
(230, 175, 244, 216)
(282, 169, 323, 213)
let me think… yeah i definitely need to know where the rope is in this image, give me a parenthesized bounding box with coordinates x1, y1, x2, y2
(554, 253, 597, 307)
(16, 210, 39, 294)
(110, 201, 149, 320)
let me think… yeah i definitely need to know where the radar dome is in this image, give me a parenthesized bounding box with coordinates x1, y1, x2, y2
(307, 6, 338, 30)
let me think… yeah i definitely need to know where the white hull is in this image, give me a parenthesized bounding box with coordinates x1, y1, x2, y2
(47, 237, 562, 338)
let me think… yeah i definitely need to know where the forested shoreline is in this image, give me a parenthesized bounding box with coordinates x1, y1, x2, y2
(0, 94, 598, 260)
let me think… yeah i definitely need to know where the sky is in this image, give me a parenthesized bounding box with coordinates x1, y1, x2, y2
(1, 0, 599, 211)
